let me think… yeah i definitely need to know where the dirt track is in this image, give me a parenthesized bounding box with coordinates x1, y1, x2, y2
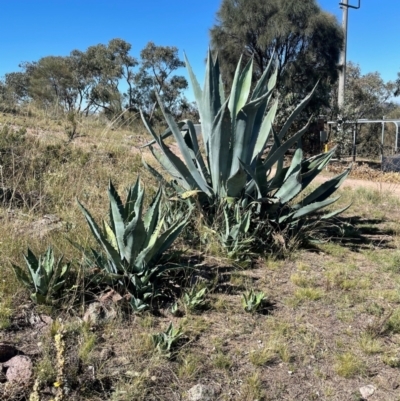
(316, 172, 400, 196)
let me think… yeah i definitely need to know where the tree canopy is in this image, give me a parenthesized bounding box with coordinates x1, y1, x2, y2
(0, 39, 189, 120)
(210, 0, 344, 115)
(125, 42, 188, 117)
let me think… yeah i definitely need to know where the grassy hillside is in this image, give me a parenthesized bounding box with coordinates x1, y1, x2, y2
(0, 111, 399, 401)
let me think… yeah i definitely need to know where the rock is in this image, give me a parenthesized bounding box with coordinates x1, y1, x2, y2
(29, 313, 53, 329)
(359, 385, 376, 399)
(16, 214, 63, 239)
(83, 302, 103, 324)
(3, 355, 32, 384)
(0, 343, 18, 363)
(33, 214, 63, 239)
(83, 302, 117, 325)
(187, 384, 216, 401)
(99, 289, 123, 304)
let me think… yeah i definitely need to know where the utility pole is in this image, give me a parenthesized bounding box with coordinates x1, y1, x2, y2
(337, 0, 361, 112)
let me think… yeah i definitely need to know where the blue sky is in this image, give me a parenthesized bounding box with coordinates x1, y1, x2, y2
(0, 0, 399, 90)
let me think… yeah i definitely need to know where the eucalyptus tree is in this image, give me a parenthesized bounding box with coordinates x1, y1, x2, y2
(70, 38, 138, 117)
(126, 42, 188, 118)
(210, 0, 344, 119)
(3, 71, 31, 105)
(26, 56, 78, 112)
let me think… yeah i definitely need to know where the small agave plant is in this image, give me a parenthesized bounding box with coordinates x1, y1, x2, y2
(242, 289, 267, 313)
(11, 247, 71, 304)
(152, 322, 183, 358)
(141, 49, 350, 248)
(78, 178, 189, 311)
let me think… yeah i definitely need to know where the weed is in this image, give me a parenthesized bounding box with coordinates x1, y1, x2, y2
(385, 308, 400, 334)
(287, 287, 323, 306)
(265, 258, 285, 270)
(290, 272, 315, 288)
(0, 296, 12, 329)
(336, 310, 355, 323)
(272, 341, 291, 363)
(177, 352, 202, 379)
(212, 352, 232, 370)
(78, 326, 97, 364)
(365, 302, 385, 317)
(382, 353, 400, 368)
(35, 351, 57, 384)
(241, 372, 265, 401)
(319, 242, 348, 257)
(181, 316, 210, 337)
(138, 314, 156, 329)
(363, 249, 400, 273)
(358, 332, 382, 355)
(211, 296, 229, 312)
(334, 352, 366, 378)
(249, 347, 275, 366)
(230, 272, 252, 288)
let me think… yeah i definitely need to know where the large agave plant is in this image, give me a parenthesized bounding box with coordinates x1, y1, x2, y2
(141, 50, 350, 232)
(78, 178, 189, 309)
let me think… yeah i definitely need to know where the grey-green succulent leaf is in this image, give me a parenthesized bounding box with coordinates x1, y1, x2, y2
(78, 178, 190, 309)
(142, 48, 350, 253)
(11, 247, 71, 305)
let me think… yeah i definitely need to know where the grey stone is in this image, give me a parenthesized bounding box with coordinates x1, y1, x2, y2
(359, 385, 376, 399)
(188, 384, 216, 401)
(4, 355, 32, 384)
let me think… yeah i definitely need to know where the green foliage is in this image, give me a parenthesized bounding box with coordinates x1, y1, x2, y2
(219, 200, 253, 259)
(242, 289, 267, 313)
(11, 247, 71, 304)
(26, 56, 78, 112)
(127, 41, 188, 118)
(210, 0, 343, 117)
(78, 178, 189, 311)
(4, 38, 188, 120)
(141, 50, 350, 252)
(152, 322, 183, 357)
(170, 302, 180, 316)
(395, 71, 400, 97)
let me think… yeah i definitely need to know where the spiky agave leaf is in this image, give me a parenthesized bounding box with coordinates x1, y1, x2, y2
(141, 49, 350, 251)
(77, 177, 190, 310)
